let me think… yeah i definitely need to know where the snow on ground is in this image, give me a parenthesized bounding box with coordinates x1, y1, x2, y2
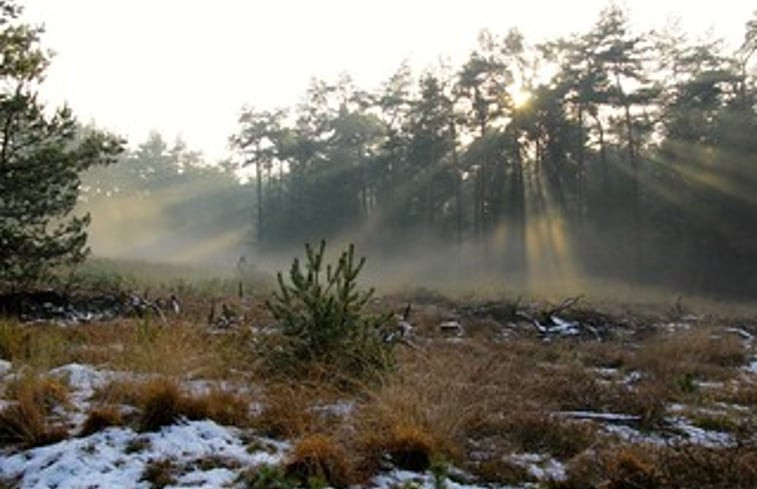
(0, 421, 286, 489)
(744, 357, 757, 373)
(602, 415, 734, 448)
(370, 469, 524, 489)
(507, 453, 567, 482)
(0, 359, 11, 376)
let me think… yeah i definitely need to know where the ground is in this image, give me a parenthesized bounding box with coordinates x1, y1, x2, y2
(1, 283, 756, 489)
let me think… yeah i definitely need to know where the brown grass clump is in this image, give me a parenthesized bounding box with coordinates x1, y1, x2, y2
(92, 379, 144, 406)
(564, 444, 757, 489)
(79, 405, 124, 436)
(4, 373, 70, 413)
(0, 379, 69, 447)
(629, 328, 746, 386)
(601, 449, 665, 489)
(284, 434, 353, 488)
(95, 377, 251, 431)
(137, 378, 184, 432)
(180, 389, 250, 427)
(537, 364, 617, 411)
(361, 424, 436, 472)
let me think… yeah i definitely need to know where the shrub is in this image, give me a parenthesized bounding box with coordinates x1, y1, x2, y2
(264, 240, 393, 379)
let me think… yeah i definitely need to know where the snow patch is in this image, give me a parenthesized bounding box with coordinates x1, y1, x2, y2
(0, 420, 286, 489)
(0, 358, 11, 373)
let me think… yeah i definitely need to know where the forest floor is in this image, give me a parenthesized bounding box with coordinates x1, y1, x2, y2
(1, 280, 757, 489)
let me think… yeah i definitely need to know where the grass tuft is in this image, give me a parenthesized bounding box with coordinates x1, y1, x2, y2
(0, 391, 67, 447)
(284, 434, 353, 488)
(79, 405, 124, 436)
(137, 378, 184, 432)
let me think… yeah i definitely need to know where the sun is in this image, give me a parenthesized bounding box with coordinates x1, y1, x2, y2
(510, 86, 532, 108)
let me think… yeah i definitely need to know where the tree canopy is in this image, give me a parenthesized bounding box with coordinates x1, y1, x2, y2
(0, 0, 123, 290)
(232, 7, 757, 297)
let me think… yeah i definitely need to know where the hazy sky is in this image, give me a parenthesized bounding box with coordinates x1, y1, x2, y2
(22, 0, 753, 161)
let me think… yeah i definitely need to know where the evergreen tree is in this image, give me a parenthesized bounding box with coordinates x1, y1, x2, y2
(0, 1, 123, 290)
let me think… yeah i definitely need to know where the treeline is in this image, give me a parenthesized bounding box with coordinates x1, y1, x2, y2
(81, 132, 252, 264)
(231, 6, 757, 297)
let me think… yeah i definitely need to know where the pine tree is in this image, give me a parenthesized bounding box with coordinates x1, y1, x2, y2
(0, 1, 123, 290)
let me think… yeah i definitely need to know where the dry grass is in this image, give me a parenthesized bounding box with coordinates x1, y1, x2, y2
(137, 378, 185, 432)
(358, 423, 436, 473)
(252, 381, 344, 439)
(284, 434, 353, 488)
(0, 322, 76, 370)
(712, 382, 757, 406)
(4, 374, 70, 414)
(1, 316, 258, 381)
(563, 443, 757, 489)
(79, 405, 124, 436)
(601, 449, 665, 489)
(180, 388, 251, 427)
(629, 327, 747, 386)
(0, 402, 68, 447)
(500, 411, 598, 458)
(110, 322, 233, 377)
(91, 377, 251, 432)
(3, 289, 756, 489)
(0, 374, 69, 447)
(353, 343, 517, 464)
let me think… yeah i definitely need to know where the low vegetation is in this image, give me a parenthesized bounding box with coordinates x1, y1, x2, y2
(1, 252, 757, 488)
(262, 241, 394, 380)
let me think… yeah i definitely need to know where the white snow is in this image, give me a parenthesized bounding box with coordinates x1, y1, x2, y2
(0, 359, 11, 376)
(49, 363, 111, 399)
(369, 468, 522, 489)
(724, 327, 754, 342)
(669, 418, 733, 448)
(603, 417, 733, 448)
(508, 453, 567, 482)
(547, 316, 580, 336)
(0, 421, 286, 489)
(557, 411, 642, 423)
(744, 357, 757, 373)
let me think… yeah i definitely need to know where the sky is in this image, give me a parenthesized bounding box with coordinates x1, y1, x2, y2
(21, 0, 754, 162)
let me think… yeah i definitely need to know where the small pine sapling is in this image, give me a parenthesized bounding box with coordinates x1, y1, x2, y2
(264, 240, 393, 378)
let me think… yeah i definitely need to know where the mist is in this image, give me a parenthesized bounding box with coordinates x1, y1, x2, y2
(76, 6, 757, 306)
